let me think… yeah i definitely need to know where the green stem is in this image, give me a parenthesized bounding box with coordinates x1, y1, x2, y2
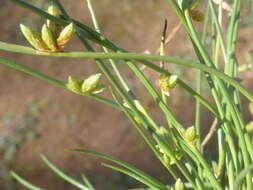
(0, 57, 120, 110)
(112, 91, 179, 180)
(5, 0, 227, 120)
(208, 0, 228, 65)
(184, 5, 252, 188)
(86, 0, 174, 131)
(179, 142, 223, 190)
(8, 0, 119, 51)
(195, 4, 210, 150)
(1, 42, 252, 104)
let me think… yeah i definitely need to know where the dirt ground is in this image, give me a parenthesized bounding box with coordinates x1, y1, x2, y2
(0, 0, 253, 189)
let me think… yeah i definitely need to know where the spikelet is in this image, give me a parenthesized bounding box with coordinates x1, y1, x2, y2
(159, 74, 178, 96)
(46, 3, 61, 38)
(41, 24, 58, 51)
(81, 73, 102, 94)
(182, 126, 197, 147)
(20, 24, 49, 51)
(66, 76, 82, 95)
(57, 23, 75, 50)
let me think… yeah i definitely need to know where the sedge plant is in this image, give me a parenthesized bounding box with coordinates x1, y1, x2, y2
(0, 0, 253, 189)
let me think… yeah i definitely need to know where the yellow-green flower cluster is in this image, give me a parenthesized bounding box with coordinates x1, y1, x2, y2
(20, 4, 74, 52)
(181, 126, 197, 147)
(159, 74, 178, 96)
(66, 74, 105, 95)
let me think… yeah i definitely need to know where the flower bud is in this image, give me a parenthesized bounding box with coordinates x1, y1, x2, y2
(175, 179, 185, 190)
(46, 4, 62, 38)
(182, 126, 197, 147)
(81, 73, 103, 94)
(57, 23, 75, 49)
(41, 24, 58, 51)
(47, 4, 60, 17)
(159, 74, 178, 96)
(20, 24, 49, 51)
(66, 76, 82, 94)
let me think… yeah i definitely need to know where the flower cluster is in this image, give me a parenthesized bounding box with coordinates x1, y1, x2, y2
(159, 74, 178, 96)
(20, 4, 74, 52)
(181, 126, 197, 147)
(66, 74, 105, 95)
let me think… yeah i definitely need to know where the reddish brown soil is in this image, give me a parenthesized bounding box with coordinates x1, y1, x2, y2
(0, 0, 253, 190)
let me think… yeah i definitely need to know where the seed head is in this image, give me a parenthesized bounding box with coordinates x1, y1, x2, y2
(182, 126, 197, 147)
(66, 76, 82, 95)
(81, 73, 104, 94)
(20, 24, 49, 51)
(57, 23, 75, 49)
(159, 74, 178, 96)
(41, 24, 58, 51)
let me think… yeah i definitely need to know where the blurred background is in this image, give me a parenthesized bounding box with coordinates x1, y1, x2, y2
(0, 0, 252, 189)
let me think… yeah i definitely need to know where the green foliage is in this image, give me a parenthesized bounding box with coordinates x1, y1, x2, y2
(0, 0, 253, 189)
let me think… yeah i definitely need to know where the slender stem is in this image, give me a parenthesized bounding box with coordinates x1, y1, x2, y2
(186, 5, 252, 177)
(154, 135, 198, 188)
(112, 91, 179, 180)
(6, 0, 222, 122)
(179, 141, 223, 190)
(208, 0, 228, 65)
(1, 42, 252, 104)
(53, 0, 163, 142)
(86, 0, 158, 127)
(195, 5, 210, 150)
(0, 57, 120, 109)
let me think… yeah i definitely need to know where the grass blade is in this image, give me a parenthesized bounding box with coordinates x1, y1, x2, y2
(70, 149, 168, 190)
(0, 57, 120, 109)
(81, 174, 95, 190)
(40, 154, 90, 190)
(10, 171, 44, 190)
(102, 163, 166, 190)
